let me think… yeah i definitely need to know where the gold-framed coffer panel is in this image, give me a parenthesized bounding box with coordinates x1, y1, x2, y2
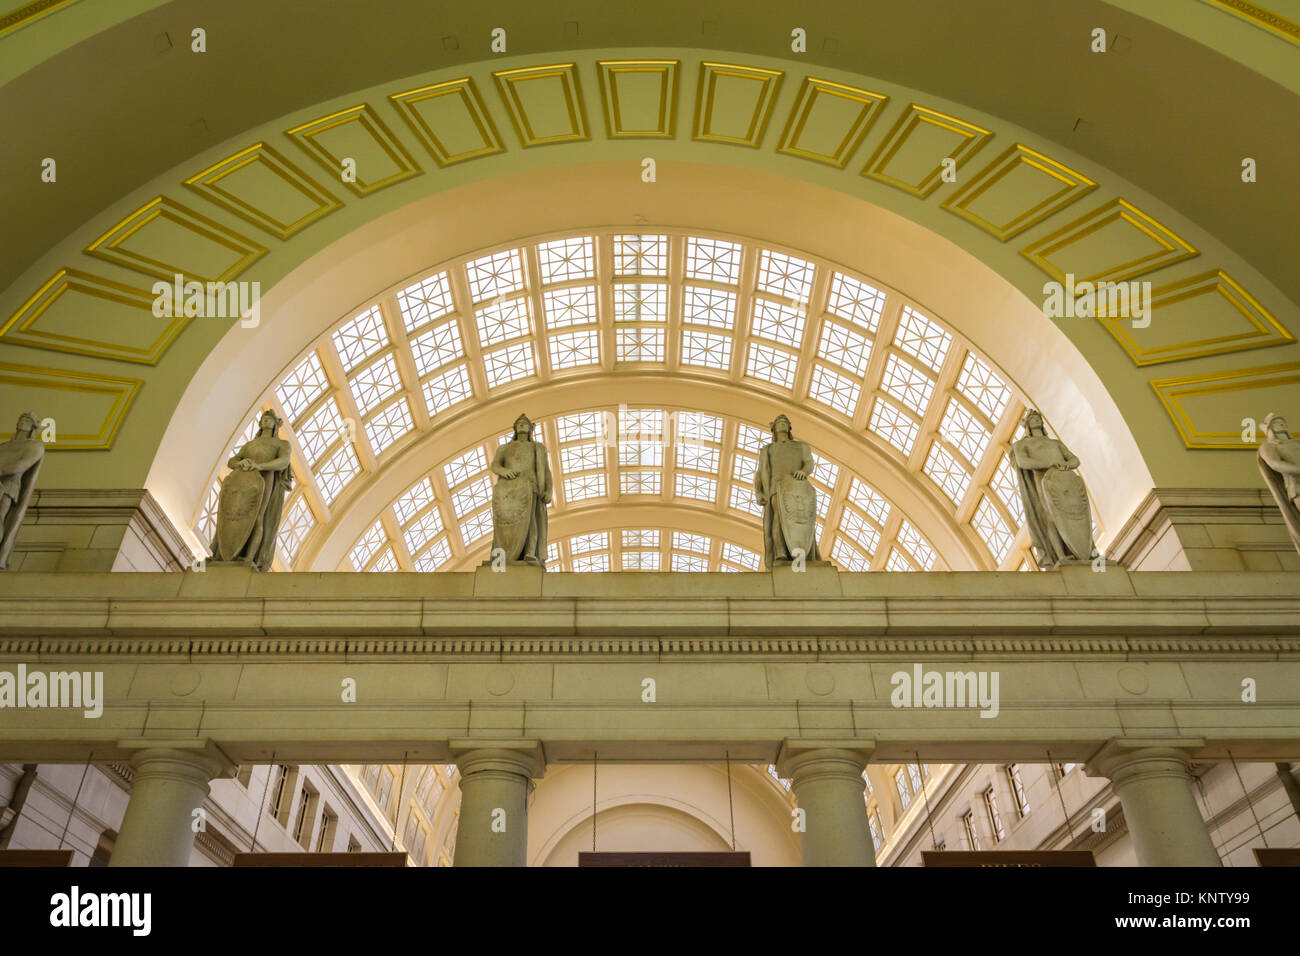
(389, 77, 506, 166)
(0, 361, 141, 449)
(1151, 361, 1300, 449)
(1020, 198, 1198, 285)
(285, 104, 423, 197)
(777, 77, 889, 168)
(861, 104, 992, 198)
(941, 143, 1097, 241)
(493, 63, 590, 147)
(596, 60, 680, 139)
(692, 61, 784, 148)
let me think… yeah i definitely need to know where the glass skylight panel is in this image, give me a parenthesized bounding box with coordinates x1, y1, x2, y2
(623, 529, 660, 548)
(297, 397, 346, 465)
(973, 496, 1013, 564)
(368, 548, 399, 573)
(410, 321, 464, 377)
(276, 351, 330, 422)
(404, 508, 444, 556)
(885, 549, 915, 572)
(546, 542, 560, 565)
(557, 411, 605, 442)
(672, 552, 709, 572)
(623, 551, 660, 570)
(676, 411, 723, 444)
(827, 272, 885, 333)
(721, 543, 759, 570)
(364, 398, 415, 454)
(924, 441, 971, 505)
(808, 365, 861, 415)
(613, 283, 667, 322)
(736, 423, 768, 453)
(465, 248, 523, 302)
(757, 249, 815, 303)
(459, 510, 493, 546)
(729, 483, 762, 516)
(444, 448, 486, 487)
(955, 353, 1011, 422)
(991, 453, 1024, 524)
(452, 476, 491, 517)
(675, 473, 717, 501)
(676, 443, 719, 472)
(848, 478, 890, 525)
(673, 531, 710, 554)
(226, 416, 260, 461)
(333, 306, 389, 373)
(813, 459, 838, 487)
(732, 453, 757, 483)
(474, 298, 530, 347)
(620, 407, 662, 439)
(621, 471, 661, 495)
(938, 398, 992, 465)
(413, 538, 452, 573)
(817, 321, 872, 376)
(276, 495, 315, 566)
(573, 553, 610, 573)
(880, 353, 935, 413)
(868, 398, 920, 455)
(316, 442, 360, 506)
(681, 330, 732, 370)
(620, 440, 663, 468)
(832, 538, 870, 572)
(349, 520, 387, 570)
(537, 236, 595, 283)
(349, 352, 402, 416)
(616, 327, 665, 362)
(745, 343, 798, 389)
(422, 364, 473, 416)
(685, 236, 742, 283)
(751, 298, 806, 348)
(894, 306, 952, 372)
(571, 532, 608, 554)
(196, 480, 220, 545)
(562, 442, 604, 473)
(614, 234, 668, 275)
(683, 286, 736, 328)
(543, 286, 597, 329)
(897, 519, 937, 570)
(397, 271, 454, 333)
(394, 478, 436, 528)
(482, 343, 536, 387)
(564, 473, 606, 501)
(549, 329, 600, 370)
(839, 507, 880, 555)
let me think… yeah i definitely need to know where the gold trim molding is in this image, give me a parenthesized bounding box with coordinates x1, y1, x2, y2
(692, 61, 784, 148)
(1151, 361, 1300, 449)
(596, 59, 679, 139)
(1020, 197, 1198, 284)
(0, 0, 78, 38)
(286, 104, 422, 196)
(941, 143, 1097, 241)
(1, 267, 187, 365)
(493, 63, 590, 147)
(1200, 0, 1300, 46)
(861, 104, 992, 198)
(184, 142, 342, 240)
(0, 361, 141, 449)
(389, 77, 506, 165)
(776, 77, 888, 168)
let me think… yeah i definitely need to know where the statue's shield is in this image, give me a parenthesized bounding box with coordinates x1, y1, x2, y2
(1042, 468, 1092, 559)
(492, 477, 533, 560)
(216, 468, 265, 561)
(774, 476, 817, 557)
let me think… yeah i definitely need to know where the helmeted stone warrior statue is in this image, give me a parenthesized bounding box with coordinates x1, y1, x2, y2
(489, 413, 553, 567)
(0, 411, 46, 571)
(211, 409, 292, 571)
(1258, 412, 1300, 556)
(1012, 409, 1096, 568)
(753, 414, 822, 569)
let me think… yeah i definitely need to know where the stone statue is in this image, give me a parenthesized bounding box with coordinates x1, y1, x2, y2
(753, 414, 823, 569)
(211, 410, 292, 571)
(1258, 412, 1300, 555)
(1012, 409, 1096, 568)
(0, 412, 46, 571)
(489, 414, 553, 567)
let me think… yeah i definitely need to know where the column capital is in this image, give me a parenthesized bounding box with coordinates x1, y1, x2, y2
(449, 739, 546, 779)
(117, 739, 236, 781)
(775, 738, 875, 782)
(1084, 737, 1207, 781)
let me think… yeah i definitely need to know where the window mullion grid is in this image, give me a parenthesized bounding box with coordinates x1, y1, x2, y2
(523, 243, 552, 382)
(446, 263, 489, 401)
(602, 404, 619, 509)
(664, 231, 685, 375)
(597, 234, 617, 373)
(871, 507, 907, 572)
(731, 243, 761, 385)
(855, 295, 905, 432)
(267, 392, 328, 566)
(790, 263, 832, 404)
(381, 507, 413, 571)
(427, 465, 464, 563)
(382, 293, 432, 432)
(967, 397, 1026, 569)
(319, 344, 378, 474)
(660, 405, 676, 507)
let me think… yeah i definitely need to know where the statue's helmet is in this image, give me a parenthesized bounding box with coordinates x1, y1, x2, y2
(513, 413, 533, 437)
(16, 410, 38, 432)
(1023, 409, 1045, 433)
(769, 414, 793, 437)
(258, 409, 283, 429)
(1263, 412, 1288, 437)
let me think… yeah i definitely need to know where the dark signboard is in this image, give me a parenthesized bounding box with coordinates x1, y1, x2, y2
(1254, 848, 1300, 867)
(232, 852, 408, 867)
(922, 850, 1096, 867)
(579, 851, 751, 867)
(0, 849, 75, 867)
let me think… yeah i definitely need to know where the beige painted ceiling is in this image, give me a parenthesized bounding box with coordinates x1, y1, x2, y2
(1, 0, 1298, 303)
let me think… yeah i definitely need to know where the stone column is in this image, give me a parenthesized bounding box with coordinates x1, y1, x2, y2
(110, 746, 231, 867)
(451, 741, 545, 867)
(777, 740, 876, 867)
(1086, 739, 1221, 867)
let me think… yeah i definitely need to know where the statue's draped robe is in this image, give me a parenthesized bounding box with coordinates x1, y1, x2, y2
(491, 439, 551, 565)
(1011, 435, 1093, 567)
(212, 435, 291, 571)
(1259, 441, 1300, 553)
(0, 437, 43, 570)
(755, 439, 821, 569)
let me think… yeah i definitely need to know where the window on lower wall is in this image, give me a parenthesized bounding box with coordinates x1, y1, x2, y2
(315, 806, 338, 852)
(271, 765, 299, 827)
(346, 835, 361, 852)
(983, 787, 1005, 843)
(235, 765, 254, 788)
(293, 782, 319, 848)
(868, 806, 883, 852)
(1006, 764, 1030, 818)
(894, 769, 911, 809)
(89, 830, 115, 867)
(961, 810, 981, 851)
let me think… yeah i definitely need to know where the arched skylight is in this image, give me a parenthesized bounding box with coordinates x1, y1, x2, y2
(195, 230, 1071, 572)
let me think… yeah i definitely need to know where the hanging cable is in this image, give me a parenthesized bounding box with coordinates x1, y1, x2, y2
(57, 751, 93, 852)
(591, 751, 598, 852)
(1046, 751, 1075, 842)
(725, 751, 736, 851)
(1227, 750, 1269, 848)
(914, 751, 939, 850)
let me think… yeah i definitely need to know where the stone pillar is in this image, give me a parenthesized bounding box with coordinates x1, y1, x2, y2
(110, 746, 231, 867)
(1086, 739, 1221, 867)
(451, 741, 545, 867)
(777, 740, 876, 867)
